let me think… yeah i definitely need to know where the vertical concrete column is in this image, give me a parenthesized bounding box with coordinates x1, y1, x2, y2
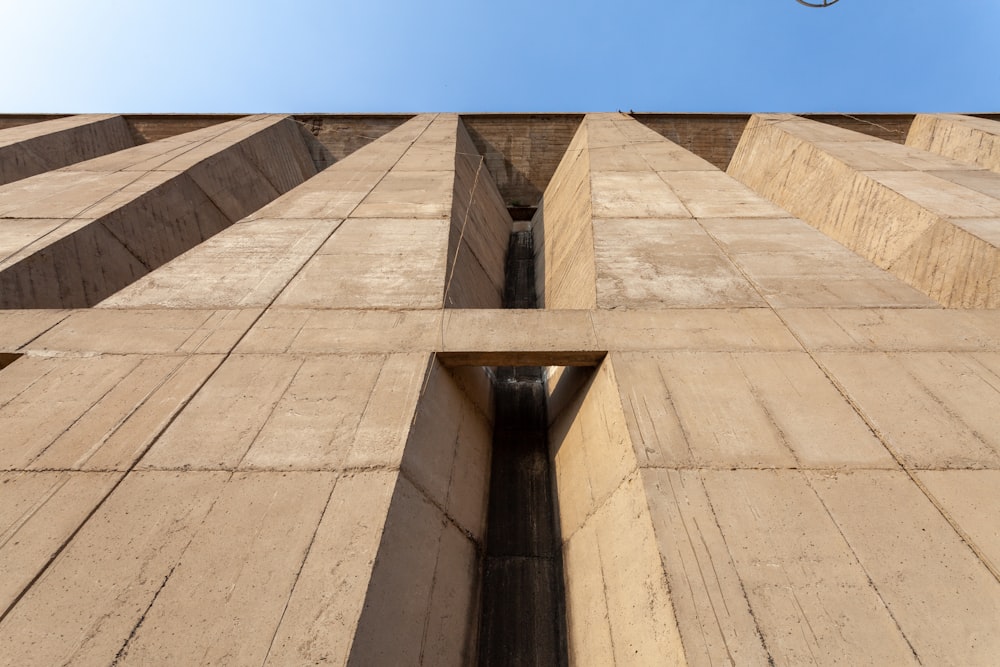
(547, 361, 686, 665)
(0, 115, 318, 308)
(728, 114, 1000, 307)
(102, 114, 440, 308)
(537, 113, 928, 310)
(0, 114, 135, 186)
(530, 118, 594, 308)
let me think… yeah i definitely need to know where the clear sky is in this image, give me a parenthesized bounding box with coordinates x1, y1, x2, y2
(1, 0, 997, 113)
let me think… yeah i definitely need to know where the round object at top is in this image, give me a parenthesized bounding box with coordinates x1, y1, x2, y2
(796, 0, 840, 6)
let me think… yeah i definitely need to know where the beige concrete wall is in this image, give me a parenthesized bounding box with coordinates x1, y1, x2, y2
(348, 360, 492, 665)
(0, 115, 317, 308)
(533, 121, 595, 308)
(585, 113, 932, 309)
(907, 113, 1000, 174)
(443, 120, 512, 308)
(462, 114, 584, 207)
(109, 114, 512, 311)
(548, 361, 686, 665)
(3, 112, 1000, 667)
(0, 114, 135, 186)
(102, 114, 439, 309)
(728, 113, 1000, 307)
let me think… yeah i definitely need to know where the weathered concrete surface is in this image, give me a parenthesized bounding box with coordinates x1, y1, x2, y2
(462, 114, 584, 207)
(532, 120, 595, 308)
(294, 113, 412, 170)
(0, 115, 318, 308)
(2, 113, 1000, 667)
(729, 113, 1000, 307)
(0, 115, 135, 186)
(101, 114, 438, 308)
(549, 361, 686, 665)
(105, 114, 512, 311)
(634, 113, 750, 171)
(534, 113, 935, 311)
(907, 113, 1000, 174)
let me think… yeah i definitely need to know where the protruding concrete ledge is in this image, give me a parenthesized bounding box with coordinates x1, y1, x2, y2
(907, 113, 1000, 175)
(0, 115, 135, 186)
(728, 114, 1000, 308)
(536, 113, 931, 310)
(437, 350, 605, 367)
(0, 115, 318, 308)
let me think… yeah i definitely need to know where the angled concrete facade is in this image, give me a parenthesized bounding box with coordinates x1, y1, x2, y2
(0, 111, 999, 665)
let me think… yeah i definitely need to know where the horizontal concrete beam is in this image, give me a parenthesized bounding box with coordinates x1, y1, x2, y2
(436, 350, 606, 367)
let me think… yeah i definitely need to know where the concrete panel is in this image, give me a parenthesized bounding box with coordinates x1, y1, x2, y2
(0, 115, 318, 308)
(139, 353, 426, 471)
(595, 219, 764, 308)
(917, 470, 1000, 576)
(24, 355, 222, 471)
(642, 469, 770, 667)
(701, 218, 936, 308)
(0, 115, 134, 186)
(817, 352, 1000, 468)
(907, 113, 1000, 175)
(0, 471, 230, 666)
(811, 471, 1000, 665)
(108, 472, 336, 665)
(263, 471, 397, 665)
(237, 308, 443, 354)
(700, 470, 920, 665)
(29, 308, 260, 354)
(0, 471, 121, 613)
(592, 308, 802, 352)
(444, 119, 512, 308)
(778, 308, 1000, 352)
(549, 360, 686, 664)
(400, 360, 492, 540)
(728, 114, 1000, 307)
(533, 121, 596, 308)
(275, 219, 450, 309)
(0, 310, 69, 351)
(612, 351, 895, 469)
(348, 475, 481, 666)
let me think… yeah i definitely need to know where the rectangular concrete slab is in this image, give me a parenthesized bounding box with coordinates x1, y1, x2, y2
(778, 308, 1000, 352)
(612, 351, 895, 469)
(262, 470, 397, 665)
(28, 308, 259, 354)
(817, 352, 1000, 468)
(0, 471, 122, 614)
(810, 470, 1000, 665)
(107, 471, 337, 666)
(701, 469, 921, 665)
(237, 308, 443, 354)
(0, 470, 230, 666)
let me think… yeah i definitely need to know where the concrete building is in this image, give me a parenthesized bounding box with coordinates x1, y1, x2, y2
(0, 111, 998, 665)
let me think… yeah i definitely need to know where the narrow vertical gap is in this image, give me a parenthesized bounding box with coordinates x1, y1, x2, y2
(477, 223, 568, 666)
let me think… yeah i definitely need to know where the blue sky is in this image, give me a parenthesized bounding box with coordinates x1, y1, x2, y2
(2, 0, 998, 112)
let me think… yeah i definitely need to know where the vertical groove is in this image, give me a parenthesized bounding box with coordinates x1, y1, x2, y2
(477, 227, 568, 666)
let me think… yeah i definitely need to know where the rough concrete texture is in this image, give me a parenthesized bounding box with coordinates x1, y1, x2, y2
(1, 113, 1000, 666)
(106, 114, 512, 311)
(907, 113, 1000, 174)
(536, 113, 934, 310)
(729, 113, 1000, 307)
(0, 115, 318, 308)
(0, 114, 135, 186)
(462, 114, 584, 207)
